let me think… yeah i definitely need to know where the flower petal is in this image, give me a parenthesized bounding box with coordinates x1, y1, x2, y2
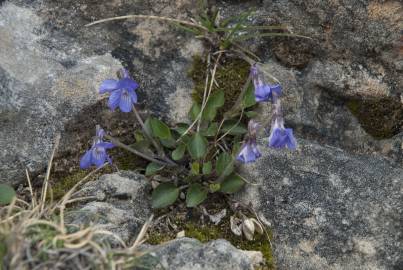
(255, 85, 271, 102)
(119, 90, 133, 112)
(270, 84, 282, 96)
(285, 128, 297, 150)
(92, 146, 106, 167)
(108, 90, 121, 111)
(79, 150, 92, 169)
(268, 128, 286, 148)
(237, 144, 259, 163)
(99, 79, 119, 94)
(128, 89, 138, 104)
(118, 78, 139, 91)
(97, 142, 115, 149)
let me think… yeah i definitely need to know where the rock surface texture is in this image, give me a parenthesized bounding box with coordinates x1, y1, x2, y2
(239, 140, 403, 270)
(138, 238, 263, 270)
(0, 0, 200, 185)
(67, 171, 151, 243)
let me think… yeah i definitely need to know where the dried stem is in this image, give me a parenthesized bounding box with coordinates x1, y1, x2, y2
(86, 15, 208, 32)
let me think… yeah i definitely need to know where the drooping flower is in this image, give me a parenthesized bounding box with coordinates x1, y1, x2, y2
(80, 126, 115, 169)
(250, 64, 282, 103)
(267, 100, 297, 150)
(237, 120, 262, 163)
(99, 68, 139, 112)
(236, 142, 262, 163)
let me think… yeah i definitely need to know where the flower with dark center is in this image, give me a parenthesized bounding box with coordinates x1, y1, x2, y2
(250, 64, 282, 103)
(99, 68, 139, 112)
(237, 120, 262, 163)
(80, 126, 115, 169)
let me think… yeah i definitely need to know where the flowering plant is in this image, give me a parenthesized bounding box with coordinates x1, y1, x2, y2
(81, 5, 301, 209)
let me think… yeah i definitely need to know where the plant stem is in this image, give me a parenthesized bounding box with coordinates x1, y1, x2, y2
(104, 135, 173, 166)
(85, 15, 209, 32)
(132, 106, 162, 154)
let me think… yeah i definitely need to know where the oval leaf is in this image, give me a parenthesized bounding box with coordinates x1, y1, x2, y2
(186, 183, 208, 207)
(209, 90, 225, 108)
(187, 132, 208, 159)
(172, 144, 186, 160)
(189, 103, 201, 121)
(0, 184, 16, 205)
(150, 118, 172, 139)
(242, 85, 256, 108)
(202, 122, 218, 137)
(145, 162, 164, 176)
(152, 183, 179, 208)
(221, 121, 247, 135)
(220, 173, 245, 194)
(216, 152, 234, 177)
(202, 161, 212, 175)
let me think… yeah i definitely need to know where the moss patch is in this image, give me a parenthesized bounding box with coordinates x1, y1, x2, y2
(346, 97, 403, 139)
(147, 196, 275, 269)
(49, 149, 146, 201)
(189, 55, 250, 114)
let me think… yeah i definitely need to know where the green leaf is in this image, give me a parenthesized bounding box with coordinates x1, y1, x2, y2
(242, 85, 256, 108)
(191, 162, 200, 175)
(172, 144, 186, 160)
(202, 91, 225, 121)
(189, 103, 201, 121)
(209, 183, 221, 193)
(144, 117, 153, 137)
(209, 90, 225, 108)
(174, 123, 189, 136)
(216, 152, 234, 177)
(145, 162, 164, 176)
(221, 121, 248, 135)
(202, 161, 212, 175)
(152, 183, 179, 208)
(245, 111, 258, 118)
(220, 173, 245, 194)
(186, 183, 208, 207)
(134, 130, 145, 142)
(160, 138, 176, 149)
(187, 132, 208, 159)
(202, 122, 218, 137)
(150, 118, 172, 140)
(0, 184, 16, 205)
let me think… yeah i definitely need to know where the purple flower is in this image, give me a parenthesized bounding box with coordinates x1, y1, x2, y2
(237, 142, 261, 163)
(99, 68, 139, 112)
(250, 64, 282, 103)
(236, 120, 262, 163)
(267, 118, 297, 150)
(80, 126, 115, 169)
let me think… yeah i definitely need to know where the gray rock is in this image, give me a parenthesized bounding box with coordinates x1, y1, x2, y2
(137, 238, 263, 270)
(239, 139, 403, 270)
(66, 171, 151, 243)
(0, 0, 201, 185)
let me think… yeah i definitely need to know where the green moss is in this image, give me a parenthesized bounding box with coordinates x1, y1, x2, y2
(147, 213, 275, 269)
(346, 97, 403, 139)
(50, 170, 88, 201)
(189, 55, 250, 114)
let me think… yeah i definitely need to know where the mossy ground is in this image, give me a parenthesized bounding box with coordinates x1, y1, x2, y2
(188, 54, 250, 114)
(49, 148, 147, 201)
(147, 195, 275, 270)
(346, 97, 403, 139)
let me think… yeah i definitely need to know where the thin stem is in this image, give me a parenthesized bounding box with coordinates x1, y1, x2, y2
(85, 15, 209, 32)
(177, 52, 222, 141)
(105, 135, 172, 166)
(132, 105, 164, 156)
(233, 32, 312, 42)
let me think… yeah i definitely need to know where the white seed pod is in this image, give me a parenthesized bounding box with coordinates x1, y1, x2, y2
(250, 218, 264, 235)
(230, 216, 242, 236)
(242, 219, 255, 241)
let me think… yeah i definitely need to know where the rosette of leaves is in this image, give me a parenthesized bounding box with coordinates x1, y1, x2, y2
(143, 83, 256, 209)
